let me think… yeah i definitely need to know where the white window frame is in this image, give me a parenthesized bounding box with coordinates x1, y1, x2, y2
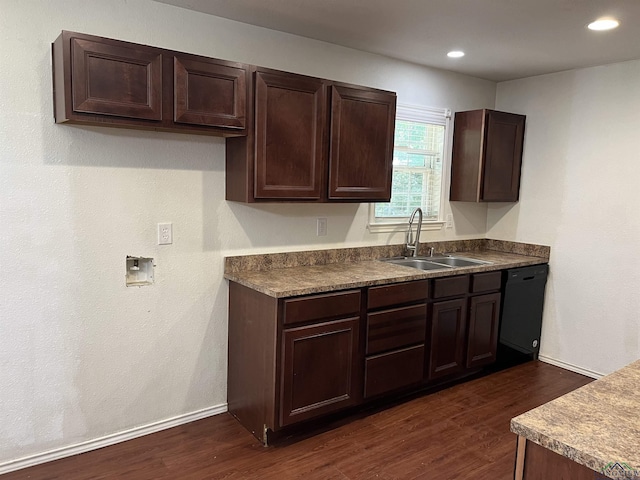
(367, 104, 451, 234)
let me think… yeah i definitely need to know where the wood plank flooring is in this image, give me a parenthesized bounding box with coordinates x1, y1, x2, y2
(2, 361, 593, 480)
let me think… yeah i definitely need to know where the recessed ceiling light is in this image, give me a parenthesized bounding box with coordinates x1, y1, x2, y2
(587, 17, 619, 31)
(447, 50, 465, 58)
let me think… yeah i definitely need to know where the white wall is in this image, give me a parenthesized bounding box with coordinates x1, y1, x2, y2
(0, 0, 496, 466)
(491, 61, 640, 376)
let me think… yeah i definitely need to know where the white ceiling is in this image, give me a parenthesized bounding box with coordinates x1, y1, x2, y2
(155, 0, 640, 82)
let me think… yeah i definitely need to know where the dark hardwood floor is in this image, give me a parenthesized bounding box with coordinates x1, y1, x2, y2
(2, 361, 592, 480)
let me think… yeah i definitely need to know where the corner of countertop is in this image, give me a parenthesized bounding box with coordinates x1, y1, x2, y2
(509, 359, 640, 476)
(484, 239, 550, 259)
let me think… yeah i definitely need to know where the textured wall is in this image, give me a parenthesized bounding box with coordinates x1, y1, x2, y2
(491, 61, 640, 376)
(0, 0, 496, 466)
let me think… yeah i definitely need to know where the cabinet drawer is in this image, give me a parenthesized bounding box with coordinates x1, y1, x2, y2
(431, 275, 469, 299)
(366, 304, 427, 355)
(173, 54, 247, 129)
(368, 280, 428, 310)
(364, 345, 424, 398)
(283, 290, 361, 325)
(471, 271, 502, 293)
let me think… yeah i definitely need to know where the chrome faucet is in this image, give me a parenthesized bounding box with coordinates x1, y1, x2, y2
(405, 207, 423, 257)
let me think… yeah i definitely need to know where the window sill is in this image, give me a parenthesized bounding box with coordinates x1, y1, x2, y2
(367, 221, 445, 234)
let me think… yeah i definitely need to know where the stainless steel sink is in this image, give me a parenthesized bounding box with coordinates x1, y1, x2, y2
(383, 257, 452, 270)
(428, 256, 492, 267)
(382, 255, 492, 270)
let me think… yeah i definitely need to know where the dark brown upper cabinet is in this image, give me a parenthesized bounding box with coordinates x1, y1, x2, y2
(172, 54, 246, 129)
(58, 32, 163, 122)
(328, 85, 396, 201)
(449, 109, 525, 202)
(253, 70, 327, 200)
(52, 31, 248, 136)
(225, 68, 396, 203)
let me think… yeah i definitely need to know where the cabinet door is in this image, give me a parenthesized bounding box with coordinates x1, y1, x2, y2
(466, 293, 501, 369)
(428, 298, 467, 380)
(173, 55, 246, 129)
(449, 109, 484, 202)
(254, 71, 327, 200)
(280, 317, 359, 427)
(70, 36, 162, 120)
(482, 110, 525, 202)
(328, 85, 396, 201)
(449, 109, 525, 202)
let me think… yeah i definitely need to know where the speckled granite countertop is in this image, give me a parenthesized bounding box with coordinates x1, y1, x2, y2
(224, 239, 549, 298)
(511, 360, 640, 478)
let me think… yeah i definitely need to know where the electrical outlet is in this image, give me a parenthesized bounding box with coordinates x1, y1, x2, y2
(445, 214, 453, 229)
(317, 217, 327, 236)
(158, 223, 173, 245)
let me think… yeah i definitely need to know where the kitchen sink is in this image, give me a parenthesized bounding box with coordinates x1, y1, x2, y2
(428, 256, 491, 267)
(383, 257, 452, 270)
(382, 255, 492, 270)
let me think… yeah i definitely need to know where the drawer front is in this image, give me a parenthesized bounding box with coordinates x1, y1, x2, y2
(283, 290, 361, 325)
(366, 304, 427, 355)
(471, 271, 502, 293)
(364, 345, 425, 398)
(432, 275, 469, 299)
(367, 280, 429, 310)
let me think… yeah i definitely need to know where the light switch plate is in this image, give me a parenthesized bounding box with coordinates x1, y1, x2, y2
(317, 217, 327, 236)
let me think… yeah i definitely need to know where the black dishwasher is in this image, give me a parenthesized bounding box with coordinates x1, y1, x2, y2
(499, 264, 549, 359)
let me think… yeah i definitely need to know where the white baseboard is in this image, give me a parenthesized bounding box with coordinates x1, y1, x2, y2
(538, 355, 604, 379)
(0, 403, 228, 475)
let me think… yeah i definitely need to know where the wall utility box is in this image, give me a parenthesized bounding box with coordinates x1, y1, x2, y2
(126, 257, 154, 286)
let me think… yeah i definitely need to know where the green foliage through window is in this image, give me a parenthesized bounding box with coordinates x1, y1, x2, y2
(375, 117, 445, 221)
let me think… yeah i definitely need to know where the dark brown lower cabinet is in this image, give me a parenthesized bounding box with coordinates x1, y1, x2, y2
(227, 282, 362, 444)
(280, 317, 359, 426)
(228, 270, 513, 443)
(363, 304, 427, 398)
(427, 272, 502, 381)
(515, 436, 596, 480)
(466, 292, 501, 368)
(364, 281, 428, 398)
(428, 298, 468, 380)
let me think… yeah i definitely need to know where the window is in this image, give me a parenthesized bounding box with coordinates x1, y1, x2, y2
(368, 104, 450, 233)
